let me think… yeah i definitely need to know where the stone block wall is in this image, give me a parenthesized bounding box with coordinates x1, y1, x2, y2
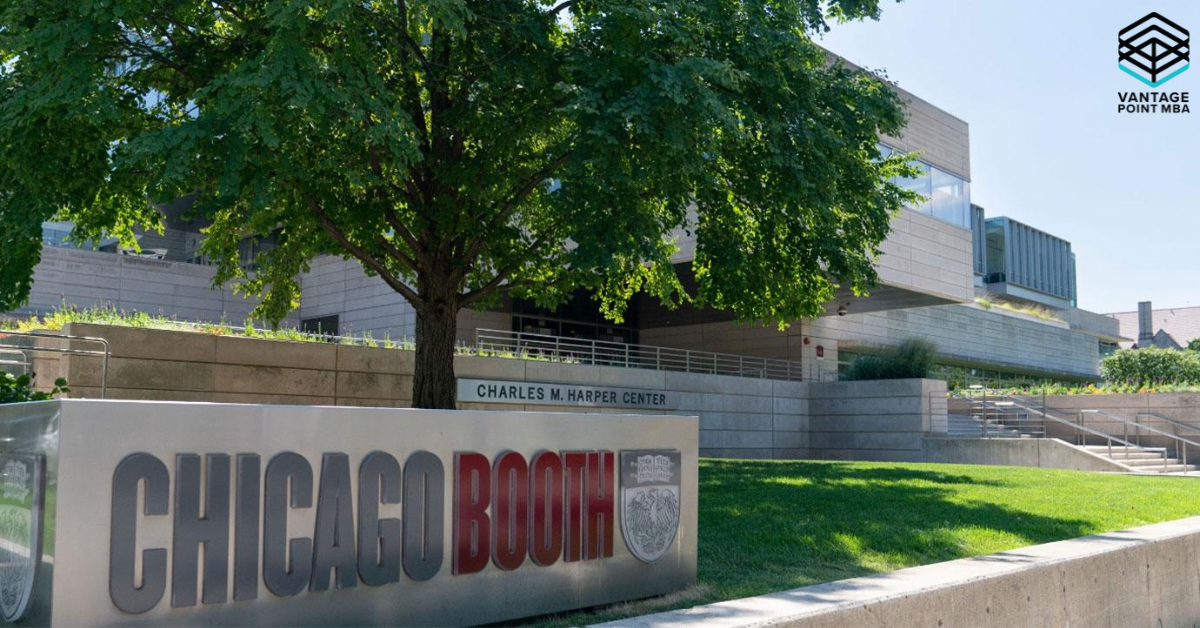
(807, 379, 947, 462)
(9, 246, 293, 326)
(37, 324, 947, 463)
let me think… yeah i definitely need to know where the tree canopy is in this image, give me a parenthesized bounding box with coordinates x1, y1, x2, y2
(0, 0, 919, 407)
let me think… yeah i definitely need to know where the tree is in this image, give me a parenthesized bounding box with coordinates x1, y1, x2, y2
(0, 0, 919, 409)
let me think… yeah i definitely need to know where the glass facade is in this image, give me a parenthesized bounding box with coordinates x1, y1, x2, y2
(878, 144, 971, 228)
(40, 221, 273, 269)
(981, 217, 1077, 304)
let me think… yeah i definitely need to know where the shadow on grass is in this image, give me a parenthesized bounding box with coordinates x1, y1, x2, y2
(515, 459, 1097, 627)
(697, 459, 1092, 599)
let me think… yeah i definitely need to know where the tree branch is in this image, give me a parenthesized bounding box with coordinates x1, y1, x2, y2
(458, 149, 573, 272)
(307, 197, 423, 306)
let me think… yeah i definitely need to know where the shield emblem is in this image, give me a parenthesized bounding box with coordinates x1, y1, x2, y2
(0, 454, 44, 622)
(619, 450, 681, 563)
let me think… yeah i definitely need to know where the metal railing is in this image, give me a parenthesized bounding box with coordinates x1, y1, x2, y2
(0, 349, 31, 375)
(0, 330, 111, 398)
(952, 388, 1048, 438)
(474, 328, 804, 381)
(1002, 399, 1183, 471)
(987, 396, 1149, 459)
(1081, 409, 1200, 471)
(1135, 412, 1200, 444)
(950, 389, 1200, 472)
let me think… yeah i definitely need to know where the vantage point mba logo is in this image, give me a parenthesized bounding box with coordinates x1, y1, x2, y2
(1119, 12, 1190, 87)
(1117, 12, 1190, 114)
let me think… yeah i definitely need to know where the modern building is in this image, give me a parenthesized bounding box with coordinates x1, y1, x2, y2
(6, 57, 1124, 386)
(1108, 302, 1200, 350)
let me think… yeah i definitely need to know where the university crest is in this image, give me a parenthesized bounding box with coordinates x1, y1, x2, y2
(619, 450, 681, 563)
(0, 454, 44, 622)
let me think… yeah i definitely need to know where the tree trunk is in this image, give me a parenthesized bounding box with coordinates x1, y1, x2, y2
(412, 299, 459, 409)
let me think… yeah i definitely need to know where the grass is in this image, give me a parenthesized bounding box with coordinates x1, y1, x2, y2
(0, 304, 579, 363)
(530, 459, 1200, 626)
(974, 297, 1064, 323)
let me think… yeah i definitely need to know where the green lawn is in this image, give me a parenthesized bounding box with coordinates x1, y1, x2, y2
(531, 459, 1200, 626)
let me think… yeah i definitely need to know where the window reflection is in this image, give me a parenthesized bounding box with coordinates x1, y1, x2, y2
(877, 143, 970, 228)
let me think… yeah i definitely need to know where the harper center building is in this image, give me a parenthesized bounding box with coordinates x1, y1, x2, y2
(8, 53, 1125, 388)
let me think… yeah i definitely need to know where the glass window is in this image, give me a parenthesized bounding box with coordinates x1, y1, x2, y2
(929, 166, 967, 226)
(896, 162, 931, 213)
(877, 144, 971, 229)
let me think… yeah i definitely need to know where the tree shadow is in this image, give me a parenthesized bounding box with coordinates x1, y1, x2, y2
(499, 459, 1101, 627)
(697, 459, 1094, 600)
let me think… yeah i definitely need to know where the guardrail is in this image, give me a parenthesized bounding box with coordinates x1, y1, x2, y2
(474, 328, 804, 381)
(0, 330, 111, 398)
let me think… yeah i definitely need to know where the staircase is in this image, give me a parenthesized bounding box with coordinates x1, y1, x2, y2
(1080, 445, 1198, 474)
(946, 393, 1199, 475)
(947, 414, 1025, 438)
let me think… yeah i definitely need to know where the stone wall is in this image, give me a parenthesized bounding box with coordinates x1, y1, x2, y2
(42, 323, 947, 462)
(806, 379, 947, 462)
(295, 256, 510, 343)
(9, 246, 293, 326)
(601, 516, 1200, 628)
(825, 301, 1102, 380)
(922, 437, 1129, 472)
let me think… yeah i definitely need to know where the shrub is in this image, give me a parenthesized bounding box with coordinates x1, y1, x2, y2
(0, 374, 69, 404)
(1100, 347, 1200, 387)
(843, 339, 936, 381)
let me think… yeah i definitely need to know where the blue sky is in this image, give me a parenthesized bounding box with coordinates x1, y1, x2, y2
(820, 0, 1200, 314)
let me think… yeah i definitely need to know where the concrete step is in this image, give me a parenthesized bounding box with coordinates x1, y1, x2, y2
(1104, 451, 1171, 460)
(1120, 457, 1185, 468)
(1134, 464, 1198, 474)
(1083, 445, 1167, 454)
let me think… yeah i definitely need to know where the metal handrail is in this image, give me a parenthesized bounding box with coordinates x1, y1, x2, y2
(474, 328, 804, 382)
(951, 389, 1194, 471)
(1135, 412, 1200, 439)
(0, 349, 31, 374)
(1001, 398, 1179, 469)
(1082, 409, 1200, 471)
(974, 395, 1145, 459)
(0, 330, 111, 398)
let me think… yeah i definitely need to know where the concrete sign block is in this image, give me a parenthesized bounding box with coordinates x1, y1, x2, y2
(0, 400, 698, 626)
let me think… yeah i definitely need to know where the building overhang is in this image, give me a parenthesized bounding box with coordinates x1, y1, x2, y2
(983, 282, 1072, 310)
(838, 339, 1101, 382)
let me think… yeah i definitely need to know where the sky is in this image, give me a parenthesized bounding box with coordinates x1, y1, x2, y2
(820, 0, 1200, 314)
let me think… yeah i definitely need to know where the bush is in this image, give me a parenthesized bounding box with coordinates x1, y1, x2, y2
(843, 339, 936, 381)
(0, 373, 69, 404)
(1100, 347, 1200, 387)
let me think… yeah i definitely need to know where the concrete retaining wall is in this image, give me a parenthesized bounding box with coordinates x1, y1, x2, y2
(35, 324, 947, 462)
(922, 438, 1129, 472)
(806, 379, 946, 462)
(601, 515, 1200, 628)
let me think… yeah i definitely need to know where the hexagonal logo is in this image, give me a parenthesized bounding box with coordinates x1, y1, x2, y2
(1119, 13, 1190, 88)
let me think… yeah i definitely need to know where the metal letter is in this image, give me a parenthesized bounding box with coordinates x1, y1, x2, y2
(109, 453, 169, 614)
(172, 454, 231, 607)
(453, 452, 491, 575)
(585, 451, 614, 559)
(403, 451, 444, 581)
(491, 451, 528, 571)
(529, 451, 563, 566)
(357, 451, 401, 586)
(263, 452, 313, 597)
(234, 454, 260, 601)
(311, 453, 358, 591)
(562, 452, 588, 562)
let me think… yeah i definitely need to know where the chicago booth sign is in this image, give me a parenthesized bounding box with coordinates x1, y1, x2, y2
(0, 400, 697, 627)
